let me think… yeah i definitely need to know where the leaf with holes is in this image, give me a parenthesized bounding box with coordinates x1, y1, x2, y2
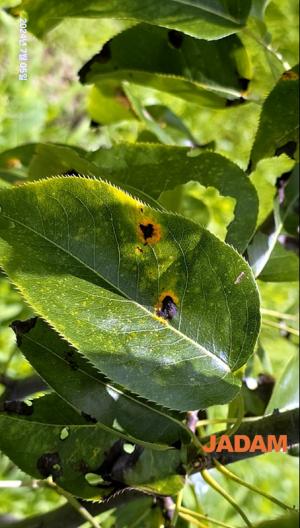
(27, 143, 259, 253)
(0, 393, 185, 498)
(12, 0, 252, 40)
(78, 24, 251, 107)
(0, 177, 260, 410)
(251, 66, 299, 166)
(15, 317, 189, 447)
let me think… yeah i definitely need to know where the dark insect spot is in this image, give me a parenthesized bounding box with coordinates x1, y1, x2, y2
(168, 30, 184, 49)
(275, 141, 297, 159)
(62, 169, 80, 177)
(139, 223, 154, 241)
(136, 246, 143, 254)
(157, 296, 178, 320)
(226, 97, 246, 107)
(140, 208, 144, 213)
(65, 350, 78, 370)
(3, 400, 33, 416)
(78, 42, 112, 83)
(238, 77, 250, 92)
(10, 317, 37, 347)
(97, 440, 143, 484)
(81, 411, 97, 423)
(37, 452, 62, 479)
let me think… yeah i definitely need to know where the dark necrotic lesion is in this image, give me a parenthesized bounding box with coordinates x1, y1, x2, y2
(157, 296, 178, 320)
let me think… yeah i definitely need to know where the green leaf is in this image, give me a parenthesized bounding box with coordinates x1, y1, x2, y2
(0, 395, 185, 498)
(16, 318, 189, 447)
(251, 67, 299, 166)
(258, 242, 299, 282)
(79, 25, 251, 107)
(254, 512, 299, 528)
(26, 143, 258, 252)
(14, 0, 252, 40)
(87, 143, 259, 252)
(0, 177, 260, 410)
(248, 164, 299, 277)
(265, 352, 299, 413)
(250, 155, 295, 227)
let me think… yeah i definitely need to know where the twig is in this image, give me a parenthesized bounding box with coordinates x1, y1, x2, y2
(214, 460, 296, 512)
(201, 470, 253, 527)
(45, 478, 102, 528)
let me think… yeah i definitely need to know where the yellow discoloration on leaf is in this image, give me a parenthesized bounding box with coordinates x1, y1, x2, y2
(5, 158, 22, 169)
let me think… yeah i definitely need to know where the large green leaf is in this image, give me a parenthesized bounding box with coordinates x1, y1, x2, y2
(13, 0, 252, 40)
(79, 25, 251, 107)
(251, 67, 299, 166)
(0, 177, 260, 410)
(16, 318, 189, 447)
(27, 143, 259, 252)
(0, 394, 185, 498)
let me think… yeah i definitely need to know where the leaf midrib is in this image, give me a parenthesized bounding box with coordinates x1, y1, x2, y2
(2, 200, 230, 372)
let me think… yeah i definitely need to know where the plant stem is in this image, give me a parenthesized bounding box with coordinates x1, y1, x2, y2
(172, 489, 183, 527)
(262, 319, 299, 336)
(261, 308, 298, 321)
(214, 460, 296, 512)
(201, 470, 253, 528)
(179, 507, 237, 528)
(179, 512, 208, 528)
(45, 478, 102, 528)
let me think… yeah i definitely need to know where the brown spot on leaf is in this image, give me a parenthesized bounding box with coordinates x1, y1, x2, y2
(281, 70, 299, 80)
(156, 291, 179, 321)
(10, 317, 37, 346)
(37, 452, 62, 479)
(115, 88, 131, 110)
(135, 246, 143, 255)
(138, 220, 161, 245)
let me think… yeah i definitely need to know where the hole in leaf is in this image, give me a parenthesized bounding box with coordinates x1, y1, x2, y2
(10, 317, 37, 347)
(60, 427, 70, 440)
(85, 473, 106, 486)
(81, 411, 97, 423)
(168, 30, 184, 49)
(275, 141, 297, 159)
(62, 169, 80, 176)
(37, 452, 62, 479)
(123, 443, 135, 454)
(238, 77, 250, 92)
